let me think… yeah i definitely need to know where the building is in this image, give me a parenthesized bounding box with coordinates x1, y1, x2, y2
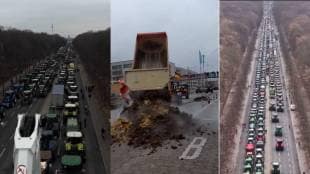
(111, 60, 133, 82)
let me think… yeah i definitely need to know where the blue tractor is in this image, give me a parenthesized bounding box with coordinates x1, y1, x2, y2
(1, 90, 17, 108)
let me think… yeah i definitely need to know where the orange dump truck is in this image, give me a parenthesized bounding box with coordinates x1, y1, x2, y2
(124, 32, 175, 100)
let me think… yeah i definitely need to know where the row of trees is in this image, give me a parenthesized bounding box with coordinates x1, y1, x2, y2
(73, 28, 110, 107)
(0, 27, 66, 83)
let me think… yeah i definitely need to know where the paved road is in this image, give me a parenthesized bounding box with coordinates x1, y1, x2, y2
(0, 57, 105, 174)
(236, 2, 300, 174)
(111, 92, 218, 174)
(269, 4, 300, 173)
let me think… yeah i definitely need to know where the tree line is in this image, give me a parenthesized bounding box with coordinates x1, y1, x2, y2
(73, 28, 110, 107)
(0, 27, 66, 83)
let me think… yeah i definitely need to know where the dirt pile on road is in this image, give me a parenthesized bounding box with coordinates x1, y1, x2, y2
(111, 100, 192, 150)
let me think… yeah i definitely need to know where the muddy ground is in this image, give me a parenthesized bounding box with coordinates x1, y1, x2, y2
(111, 100, 195, 151)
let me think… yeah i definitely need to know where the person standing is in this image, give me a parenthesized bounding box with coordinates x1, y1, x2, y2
(119, 80, 133, 108)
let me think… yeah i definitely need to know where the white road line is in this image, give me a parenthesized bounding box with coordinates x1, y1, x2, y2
(179, 137, 207, 160)
(0, 148, 6, 158)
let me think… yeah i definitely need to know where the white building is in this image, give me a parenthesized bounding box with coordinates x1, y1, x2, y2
(111, 60, 133, 82)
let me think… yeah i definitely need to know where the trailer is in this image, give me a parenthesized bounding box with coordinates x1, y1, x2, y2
(52, 85, 64, 108)
(124, 32, 175, 101)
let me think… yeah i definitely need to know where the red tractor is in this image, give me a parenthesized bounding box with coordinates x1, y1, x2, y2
(275, 139, 284, 151)
(256, 132, 265, 142)
(246, 143, 255, 154)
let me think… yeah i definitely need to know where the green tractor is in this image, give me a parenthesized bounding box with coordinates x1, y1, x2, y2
(67, 95, 79, 108)
(63, 103, 78, 123)
(271, 162, 280, 174)
(275, 125, 283, 137)
(243, 163, 252, 174)
(61, 129, 86, 169)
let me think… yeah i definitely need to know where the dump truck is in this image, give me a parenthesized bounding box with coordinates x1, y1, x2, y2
(124, 32, 175, 101)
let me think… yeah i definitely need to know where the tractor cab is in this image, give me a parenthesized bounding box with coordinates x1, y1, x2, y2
(244, 156, 253, 166)
(255, 163, 264, 174)
(1, 90, 16, 108)
(271, 162, 280, 174)
(63, 103, 78, 118)
(67, 95, 79, 107)
(275, 138, 284, 151)
(275, 125, 283, 137)
(256, 132, 265, 142)
(271, 112, 279, 123)
(64, 131, 85, 162)
(243, 164, 252, 174)
(22, 89, 33, 105)
(246, 143, 255, 154)
(175, 84, 190, 99)
(66, 118, 80, 133)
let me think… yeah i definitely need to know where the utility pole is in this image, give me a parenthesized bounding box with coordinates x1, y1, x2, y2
(51, 24, 54, 33)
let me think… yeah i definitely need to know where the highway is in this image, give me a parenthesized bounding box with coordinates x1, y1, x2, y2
(236, 2, 300, 174)
(0, 45, 105, 174)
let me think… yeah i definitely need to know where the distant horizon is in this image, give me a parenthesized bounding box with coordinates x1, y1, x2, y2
(0, 25, 110, 38)
(0, 0, 110, 37)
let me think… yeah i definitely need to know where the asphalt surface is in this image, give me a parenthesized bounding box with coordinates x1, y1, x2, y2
(236, 2, 300, 174)
(111, 91, 218, 174)
(0, 60, 105, 174)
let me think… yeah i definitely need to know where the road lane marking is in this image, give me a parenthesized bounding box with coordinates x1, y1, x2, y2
(179, 137, 206, 160)
(0, 148, 6, 158)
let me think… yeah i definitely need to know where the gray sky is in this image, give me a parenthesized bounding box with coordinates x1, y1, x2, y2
(0, 0, 110, 37)
(111, 0, 218, 72)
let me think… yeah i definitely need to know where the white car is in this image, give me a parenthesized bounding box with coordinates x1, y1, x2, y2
(290, 104, 296, 111)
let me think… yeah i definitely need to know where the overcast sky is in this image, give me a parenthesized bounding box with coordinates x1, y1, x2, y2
(111, 0, 218, 72)
(0, 0, 110, 37)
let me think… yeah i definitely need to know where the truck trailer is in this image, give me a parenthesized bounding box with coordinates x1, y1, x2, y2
(124, 32, 175, 101)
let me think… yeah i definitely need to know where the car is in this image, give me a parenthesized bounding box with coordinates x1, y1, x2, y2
(275, 139, 284, 151)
